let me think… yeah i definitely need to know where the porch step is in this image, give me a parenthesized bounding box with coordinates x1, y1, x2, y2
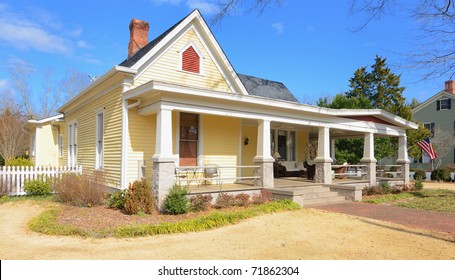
(302, 195, 346, 207)
(267, 185, 348, 207)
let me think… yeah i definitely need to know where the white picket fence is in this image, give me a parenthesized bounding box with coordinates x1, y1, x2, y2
(0, 165, 83, 196)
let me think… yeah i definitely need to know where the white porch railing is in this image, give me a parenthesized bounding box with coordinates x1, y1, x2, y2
(0, 165, 83, 196)
(174, 165, 260, 188)
(331, 164, 367, 178)
(376, 165, 403, 178)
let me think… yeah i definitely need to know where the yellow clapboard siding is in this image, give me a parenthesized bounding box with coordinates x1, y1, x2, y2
(127, 111, 156, 185)
(62, 88, 123, 188)
(34, 124, 58, 166)
(202, 115, 239, 183)
(296, 130, 309, 162)
(133, 28, 232, 93)
(241, 125, 258, 177)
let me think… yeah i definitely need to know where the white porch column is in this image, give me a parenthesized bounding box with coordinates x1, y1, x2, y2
(314, 127, 333, 184)
(360, 132, 377, 187)
(253, 119, 274, 188)
(152, 107, 176, 210)
(330, 138, 337, 163)
(396, 134, 410, 185)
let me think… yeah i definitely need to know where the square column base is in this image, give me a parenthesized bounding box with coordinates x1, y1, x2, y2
(314, 162, 332, 184)
(253, 159, 274, 188)
(152, 160, 175, 211)
(360, 159, 377, 187)
(397, 161, 410, 185)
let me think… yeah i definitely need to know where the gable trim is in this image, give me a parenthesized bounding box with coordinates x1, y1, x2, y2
(126, 10, 249, 95)
(413, 91, 455, 114)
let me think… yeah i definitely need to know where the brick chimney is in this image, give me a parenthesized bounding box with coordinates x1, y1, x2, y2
(128, 19, 149, 58)
(445, 80, 454, 94)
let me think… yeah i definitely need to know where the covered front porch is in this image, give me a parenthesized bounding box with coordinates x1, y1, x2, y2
(187, 176, 404, 207)
(123, 81, 417, 208)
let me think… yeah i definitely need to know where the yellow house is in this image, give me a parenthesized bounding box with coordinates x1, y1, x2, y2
(28, 114, 64, 166)
(29, 10, 417, 207)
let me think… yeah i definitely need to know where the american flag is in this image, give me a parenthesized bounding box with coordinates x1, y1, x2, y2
(417, 137, 437, 160)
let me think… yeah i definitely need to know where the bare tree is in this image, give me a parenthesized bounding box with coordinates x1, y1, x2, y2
(60, 67, 90, 101)
(350, 0, 455, 80)
(213, 0, 455, 80)
(431, 127, 455, 169)
(7, 60, 34, 118)
(0, 109, 29, 163)
(8, 60, 89, 119)
(211, 0, 282, 24)
(40, 68, 61, 119)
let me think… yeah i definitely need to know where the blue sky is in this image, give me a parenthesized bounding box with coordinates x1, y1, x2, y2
(0, 0, 448, 107)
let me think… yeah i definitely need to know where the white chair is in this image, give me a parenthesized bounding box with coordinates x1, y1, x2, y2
(204, 165, 221, 188)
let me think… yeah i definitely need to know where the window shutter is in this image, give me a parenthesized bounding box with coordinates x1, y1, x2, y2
(437, 100, 441, 111)
(448, 99, 452, 109)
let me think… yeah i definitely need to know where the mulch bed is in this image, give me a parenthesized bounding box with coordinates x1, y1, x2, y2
(57, 205, 204, 230)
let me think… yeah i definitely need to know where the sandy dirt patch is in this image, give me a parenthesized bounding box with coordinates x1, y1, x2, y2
(422, 181, 455, 191)
(0, 201, 454, 260)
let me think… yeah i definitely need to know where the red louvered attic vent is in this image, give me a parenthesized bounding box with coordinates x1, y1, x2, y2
(182, 46, 200, 74)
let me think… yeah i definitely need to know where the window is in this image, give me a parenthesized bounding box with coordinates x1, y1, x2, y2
(30, 135, 35, 157)
(424, 123, 435, 138)
(271, 129, 296, 161)
(95, 112, 104, 169)
(179, 113, 198, 166)
(277, 130, 287, 161)
(289, 131, 296, 161)
(68, 123, 77, 167)
(182, 46, 200, 74)
(58, 135, 63, 158)
(437, 98, 452, 110)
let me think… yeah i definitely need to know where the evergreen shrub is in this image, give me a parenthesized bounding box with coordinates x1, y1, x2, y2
(124, 179, 154, 215)
(163, 184, 189, 214)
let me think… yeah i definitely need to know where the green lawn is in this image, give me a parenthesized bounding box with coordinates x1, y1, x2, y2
(363, 189, 455, 214)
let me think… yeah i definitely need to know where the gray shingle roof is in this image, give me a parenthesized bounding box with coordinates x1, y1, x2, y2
(238, 74, 298, 102)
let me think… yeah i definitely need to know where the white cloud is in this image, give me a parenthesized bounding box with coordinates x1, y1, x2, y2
(0, 18, 72, 54)
(77, 40, 90, 48)
(306, 25, 315, 32)
(186, 0, 220, 15)
(151, 0, 183, 5)
(0, 5, 89, 55)
(0, 79, 9, 90)
(67, 28, 83, 38)
(272, 22, 285, 35)
(151, 0, 221, 15)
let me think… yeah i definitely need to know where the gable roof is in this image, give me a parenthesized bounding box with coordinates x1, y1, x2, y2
(118, 9, 249, 95)
(238, 74, 298, 102)
(412, 90, 455, 114)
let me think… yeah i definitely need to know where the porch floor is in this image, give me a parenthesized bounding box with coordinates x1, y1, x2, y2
(188, 176, 375, 194)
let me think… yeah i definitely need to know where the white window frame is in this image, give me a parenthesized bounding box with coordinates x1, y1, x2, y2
(95, 111, 104, 169)
(271, 128, 297, 161)
(30, 135, 36, 157)
(58, 134, 63, 158)
(178, 40, 204, 75)
(68, 122, 77, 167)
(440, 98, 450, 110)
(423, 122, 435, 138)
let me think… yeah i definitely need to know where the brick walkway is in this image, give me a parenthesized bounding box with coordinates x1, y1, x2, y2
(312, 202, 455, 235)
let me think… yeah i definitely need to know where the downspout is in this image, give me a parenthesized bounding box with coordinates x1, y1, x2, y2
(120, 79, 134, 189)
